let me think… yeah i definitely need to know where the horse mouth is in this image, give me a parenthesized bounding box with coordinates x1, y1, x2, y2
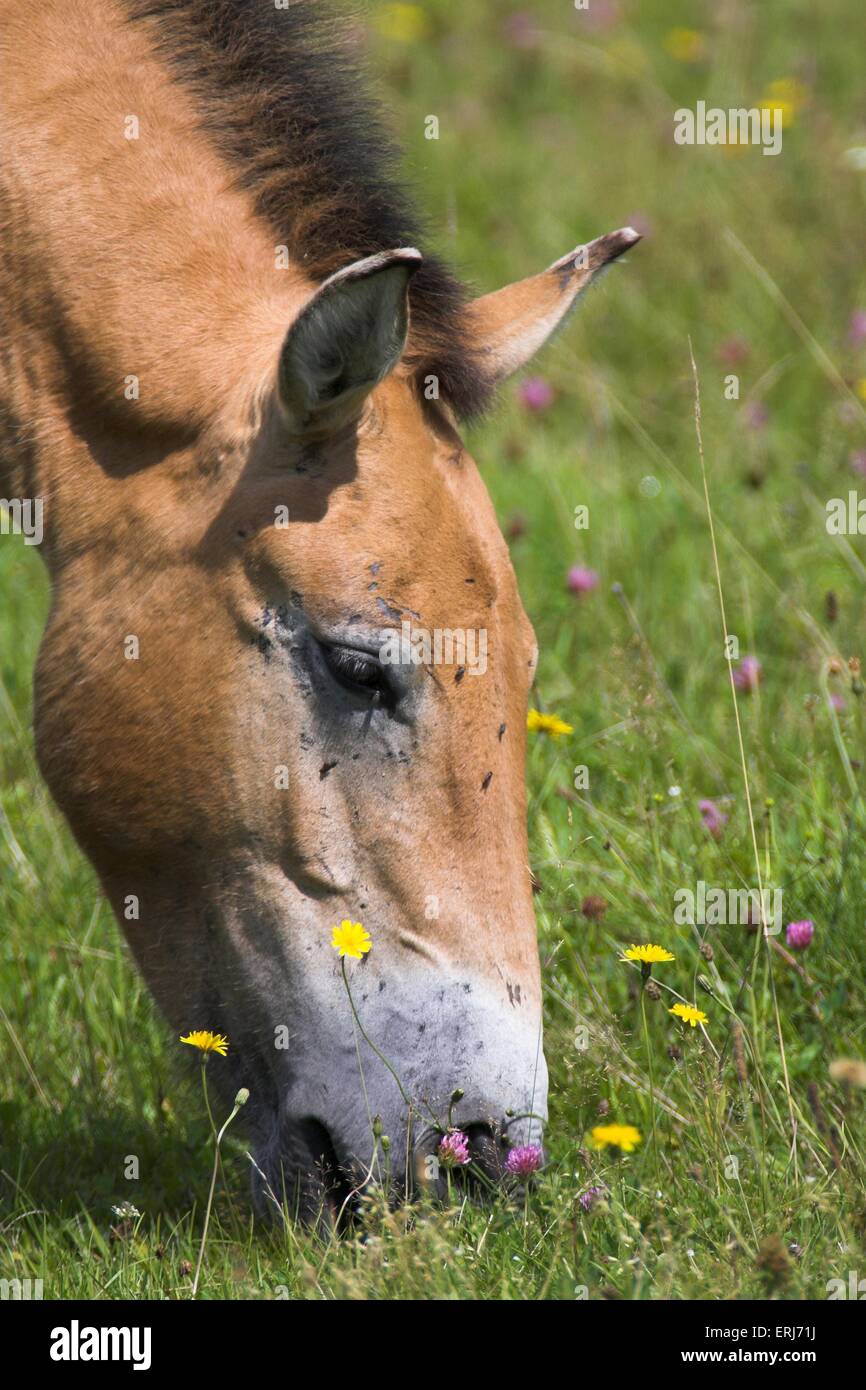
(255, 1112, 531, 1225)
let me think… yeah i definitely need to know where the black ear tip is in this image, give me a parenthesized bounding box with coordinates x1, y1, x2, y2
(590, 226, 642, 268)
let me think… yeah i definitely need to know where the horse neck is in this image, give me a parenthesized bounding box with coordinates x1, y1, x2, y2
(0, 0, 305, 532)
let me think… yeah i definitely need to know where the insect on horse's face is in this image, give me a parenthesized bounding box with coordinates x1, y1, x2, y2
(35, 234, 638, 1218)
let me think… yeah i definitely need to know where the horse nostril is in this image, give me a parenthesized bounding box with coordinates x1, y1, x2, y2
(463, 1121, 506, 1181)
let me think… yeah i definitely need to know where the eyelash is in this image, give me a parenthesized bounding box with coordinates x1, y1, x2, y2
(320, 643, 393, 705)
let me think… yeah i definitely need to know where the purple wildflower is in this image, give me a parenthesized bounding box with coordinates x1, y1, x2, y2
(733, 655, 761, 692)
(699, 798, 728, 838)
(579, 1185, 607, 1212)
(518, 376, 554, 411)
(743, 400, 769, 431)
(567, 565, 600, 594)
(580, 1, 621, 35)
(437, 1130, 471, 1168)
(786, 919, 814, 951)
(504, 1143, 543, 1178)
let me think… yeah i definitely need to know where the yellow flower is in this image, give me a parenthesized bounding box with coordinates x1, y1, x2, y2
(374, 3, 430, 44)
(759, 98, 796, 130)
(623, 944, 675, 965)
(331, 919, 372, 960)
(590, 1123, 642, 1153)
(663, 28, 706, 64)
(527, 709, 573, 738)
(759, 79, 808, 131)
(179, 1030, 229, 1056)
(669, 1002, 708, 1028)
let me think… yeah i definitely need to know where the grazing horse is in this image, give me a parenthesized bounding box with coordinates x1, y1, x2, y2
(0, 0, 639, 1218)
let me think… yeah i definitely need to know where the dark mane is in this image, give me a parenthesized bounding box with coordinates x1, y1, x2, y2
(124, 0, 491, 418)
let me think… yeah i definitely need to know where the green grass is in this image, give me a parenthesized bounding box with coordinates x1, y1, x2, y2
(2, 0, 866, 1299)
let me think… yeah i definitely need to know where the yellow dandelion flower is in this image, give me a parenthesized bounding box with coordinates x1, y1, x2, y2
(179, 1030, 229, 1056)
(374, 3, 430, 44)
(758, 81, 807, 133)
(590, 1123, 642, 1153)
(527, 709, 573, 738)
(623, 943, 675, 965)
(763, 77, 809, 109)
(759, 97, 796, 130)
(669, 1002, 708, 1028)
(663, 28, 707, 64)
(331, 919, 372, 960)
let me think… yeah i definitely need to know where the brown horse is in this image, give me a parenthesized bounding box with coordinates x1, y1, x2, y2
(0, 0, 639, 1218)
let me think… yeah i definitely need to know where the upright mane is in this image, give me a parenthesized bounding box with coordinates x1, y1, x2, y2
(124, 0, 491, 417)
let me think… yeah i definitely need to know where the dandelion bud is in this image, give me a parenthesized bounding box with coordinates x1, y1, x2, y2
(450, 1088, 464, 1104)
(380, 1135, 391, 1153)
(372, 1114, 383, 1138)
(697, 974, 714, 996)
(234, 1088, 250, 1107)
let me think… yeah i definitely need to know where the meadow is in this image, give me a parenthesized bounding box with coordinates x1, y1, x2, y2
(2, 0, 866, 1299)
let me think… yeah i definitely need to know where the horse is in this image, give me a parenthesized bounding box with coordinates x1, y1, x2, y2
(0, 0, 639, 1219)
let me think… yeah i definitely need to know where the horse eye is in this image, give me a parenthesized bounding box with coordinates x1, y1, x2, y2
(320, 643, 393, 705)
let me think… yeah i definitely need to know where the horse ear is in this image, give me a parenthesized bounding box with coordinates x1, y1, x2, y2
(278, 248, 422, 433)
(464, 227, 640, 385)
